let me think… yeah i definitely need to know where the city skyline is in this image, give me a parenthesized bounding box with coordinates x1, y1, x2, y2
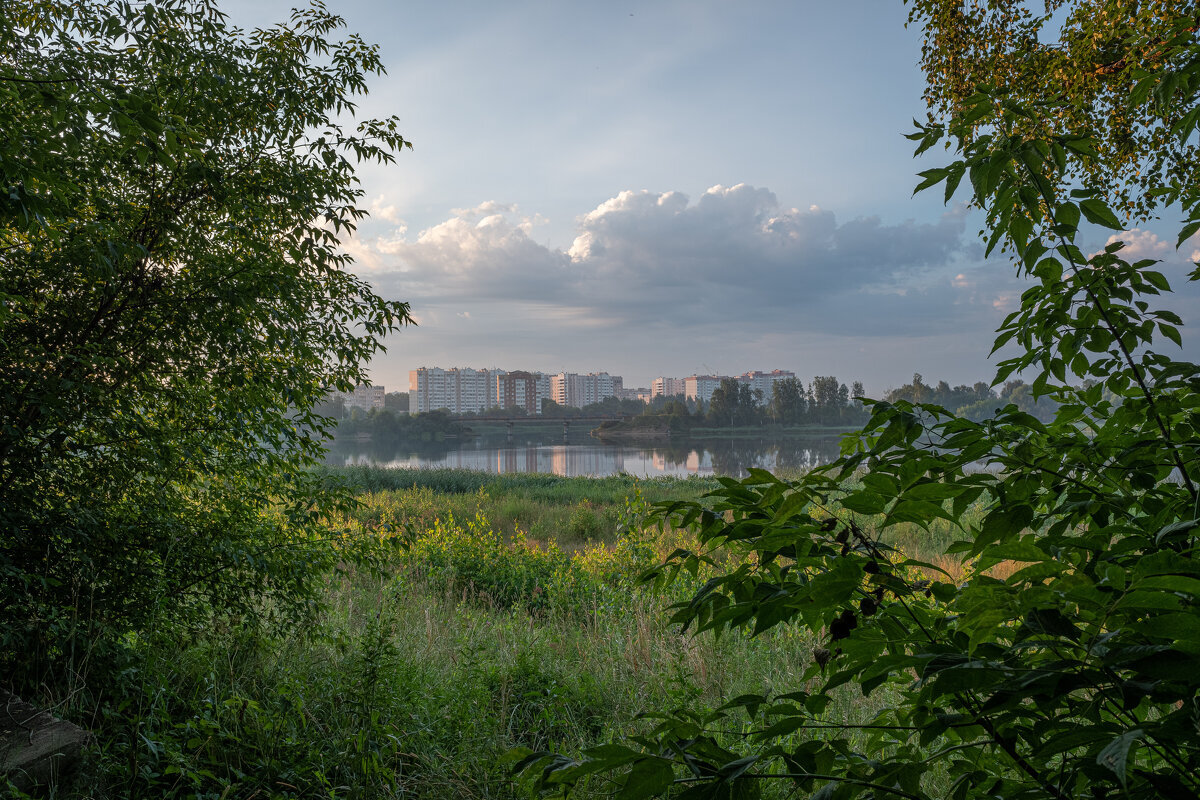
(228, 1, 1200, 396)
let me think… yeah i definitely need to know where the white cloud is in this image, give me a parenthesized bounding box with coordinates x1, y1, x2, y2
(368, 195, 406, 226)
(356, 184, 1018, 342)
(1103, 227, 1200, 265)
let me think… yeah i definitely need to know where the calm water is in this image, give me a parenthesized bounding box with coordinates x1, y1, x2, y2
(325, 431, 848, 478)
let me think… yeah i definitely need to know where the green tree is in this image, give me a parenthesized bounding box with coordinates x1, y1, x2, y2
(769, 377, 806, 424)
(517, 3, 1200, 798)
(0, 1, 411, 687)
(707, 378, 759, 427)
(810, 375, 845, 424)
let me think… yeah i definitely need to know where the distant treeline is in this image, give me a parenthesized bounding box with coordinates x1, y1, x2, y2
(631, 376, 871, 429)
(330, 408, 464, 441)
(317, 375, 1057, 441)
(882, 374, 1056, 423)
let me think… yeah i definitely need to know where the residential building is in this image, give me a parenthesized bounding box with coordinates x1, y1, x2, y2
(550, 372, 623, 408)
(336, 384, 385, 412)
(408, 367, 499, 413)
(684, 374, 729, 405)
(497, 370, 539, 414)
(738, 369, 797, 405)
(652, 377, 687, 398)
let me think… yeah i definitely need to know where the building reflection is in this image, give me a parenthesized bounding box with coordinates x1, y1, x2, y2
(330, 434, 845, 477)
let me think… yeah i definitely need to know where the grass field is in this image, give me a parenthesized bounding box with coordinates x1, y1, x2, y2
(40, 466, 982, 799)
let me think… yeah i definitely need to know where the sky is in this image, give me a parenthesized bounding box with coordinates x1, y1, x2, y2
(235, 1, 1200, 396)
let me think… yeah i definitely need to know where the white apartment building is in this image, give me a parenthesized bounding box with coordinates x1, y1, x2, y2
(652, 377, 687, 398)
(684, 375, 729, 405)
(534, 373, 552, 411)
(738, 369, 797, 405)
(550, 372, 623, 408)
(409, 367, 500, 413)
(336, 384, 385, 412)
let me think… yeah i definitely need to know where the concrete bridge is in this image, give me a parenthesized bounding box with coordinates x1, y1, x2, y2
(449, 414, 631, 441)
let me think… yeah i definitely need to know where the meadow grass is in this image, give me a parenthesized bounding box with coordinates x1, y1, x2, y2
(47, 466, 982, 799)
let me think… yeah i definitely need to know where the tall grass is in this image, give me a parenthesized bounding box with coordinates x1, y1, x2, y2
(35, 467, 989, 799)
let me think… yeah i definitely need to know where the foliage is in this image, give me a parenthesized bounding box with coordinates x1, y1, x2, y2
(885, 373, 1057, 422)
(393, 499, 667, 614)
(0, 0, 411, 688)
(52, 527, 824, 800)
(707, 378, 761, 427)
(767, 377, 806, 423)
(516, 3, 1200, 798)
(334, 408, 465, 441)
(911, 0, 1200, 220)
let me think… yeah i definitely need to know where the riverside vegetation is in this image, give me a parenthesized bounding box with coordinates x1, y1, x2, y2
(2, 465, 996, 798)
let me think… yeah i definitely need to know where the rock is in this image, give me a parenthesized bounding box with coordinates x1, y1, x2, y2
(0, 690, 91, 794)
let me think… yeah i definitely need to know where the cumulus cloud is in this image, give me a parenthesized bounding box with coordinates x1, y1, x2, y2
(357, 184, 1023, 340)
(1102, 227, 1200, 265)
(368, 194, 406, 226)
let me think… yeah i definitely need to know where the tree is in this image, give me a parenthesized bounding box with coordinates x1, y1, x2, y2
(707, 378, 759, 427)
(810, 375, 844, 423)
(518, 3, 1200, 798)
(769, 376, 805, 424)
(0, 1, 412, 687)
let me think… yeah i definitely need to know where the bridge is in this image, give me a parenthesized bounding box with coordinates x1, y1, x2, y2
(449, 414, 632, 441)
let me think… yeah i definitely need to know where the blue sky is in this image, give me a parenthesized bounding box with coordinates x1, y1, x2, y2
(236, 1, 1199, 395)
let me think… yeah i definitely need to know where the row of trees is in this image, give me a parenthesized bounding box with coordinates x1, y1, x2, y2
(656, 376, 871, 428)
(884, 373, 1056, 422)
(332, 408, 463, 442)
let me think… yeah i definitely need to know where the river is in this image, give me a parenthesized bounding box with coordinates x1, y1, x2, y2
(324, 430, 850, 478)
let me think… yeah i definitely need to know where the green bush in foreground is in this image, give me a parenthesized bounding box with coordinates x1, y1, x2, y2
(518, 4, 1200, 798)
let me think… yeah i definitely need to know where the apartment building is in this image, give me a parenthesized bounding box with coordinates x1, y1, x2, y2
(408, 367, 499, 413)
(684, 375, 729, 405)
(336, 384, 385, 411)
(651, 377, 687, 398)
(738, 369, 797, 405)
(497, 371, 539, 414)
(550, 372, 623, 408)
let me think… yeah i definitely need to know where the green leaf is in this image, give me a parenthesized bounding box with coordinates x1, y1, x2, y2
(618, 757, 675, 800)
(1177, 218, 1200, 247)
(1079, 198, 1123, 230)
(840, 491, 887, 516)
(1096, 729, 1142, 787)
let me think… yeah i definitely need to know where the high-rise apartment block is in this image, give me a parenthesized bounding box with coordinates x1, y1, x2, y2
(684, 375, 729, 405)
(497, 371, 539, 414)
(407, 365, 795, 413)
(738, 369, 797, 405)
(335, 384, 385, 411)
(409, 367, 557, 414)
(551, 372, 622, 408)
(652, 377, 687, 398)
(409, 367, 500, 414)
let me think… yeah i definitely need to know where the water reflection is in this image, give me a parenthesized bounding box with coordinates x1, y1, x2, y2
(325, 432, 847, 478)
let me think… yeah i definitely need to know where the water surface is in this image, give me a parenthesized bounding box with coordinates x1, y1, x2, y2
(325, 430, 848, 478)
